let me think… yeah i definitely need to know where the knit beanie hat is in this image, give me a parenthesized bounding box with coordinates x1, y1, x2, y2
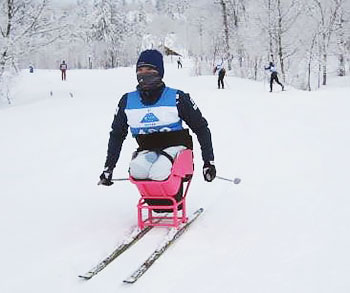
(136, 49, 164, 78)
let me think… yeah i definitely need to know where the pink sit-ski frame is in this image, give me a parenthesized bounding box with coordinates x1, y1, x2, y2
(129, 149, 194, 229)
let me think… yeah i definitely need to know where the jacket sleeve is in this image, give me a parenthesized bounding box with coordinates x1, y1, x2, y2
(104, 94, 129, 169)
(176, 91, 214, 163)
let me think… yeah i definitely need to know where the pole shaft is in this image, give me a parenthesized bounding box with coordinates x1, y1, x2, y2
(216, 176, 241, 184)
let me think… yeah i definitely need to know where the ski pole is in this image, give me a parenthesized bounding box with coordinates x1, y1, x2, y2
(216, 176, 241, 184)
(110, 177, 241, 183)
(97, 178, 129, 185)
(111, 177, 241, 184)
(224, 79, 230, 89)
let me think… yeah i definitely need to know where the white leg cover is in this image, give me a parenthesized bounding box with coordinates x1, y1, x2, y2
(148, 146, 186, 181)
(129, 150, 154, 179)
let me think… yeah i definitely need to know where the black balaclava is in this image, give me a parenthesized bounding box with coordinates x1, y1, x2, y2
(137, 72, 164, 91)
(136, 73, 165, 105)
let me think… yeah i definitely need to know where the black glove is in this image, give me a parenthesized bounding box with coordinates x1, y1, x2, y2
(99, 167, 114, 186)
(203, 161, 216, 182)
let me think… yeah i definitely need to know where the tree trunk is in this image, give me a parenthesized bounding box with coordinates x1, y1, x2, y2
(322, 32, 327, 85)
(111, 52, 114, 68)
(220, 0, 231, 70)
(336, 12, 345, 76)
(268, 0, 274, 58)
(254, 57, 258, 80)
(338, 54, 345, 76)
(307, 35, 316, 91)
(318, 42, 322, 89)
(277, 0, 285, 81)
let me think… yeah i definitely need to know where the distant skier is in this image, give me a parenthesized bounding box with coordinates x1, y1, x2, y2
(264, 62, 284, 92)
(177, 57, 182, 69)
(60, 60, 67, 81)
(99, 49, 216, 196)
(213, 64, 226, 89)
(29, 65, 34, 73)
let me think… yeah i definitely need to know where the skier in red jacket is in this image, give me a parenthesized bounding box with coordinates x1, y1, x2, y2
(59, 60, 67, 81)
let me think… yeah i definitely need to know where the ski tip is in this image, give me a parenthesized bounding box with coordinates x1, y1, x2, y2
(78, 274, 92, 280)
(198, 207, 204, 213)
(123, 278, 136, 284)
(193, 208, 204, 216)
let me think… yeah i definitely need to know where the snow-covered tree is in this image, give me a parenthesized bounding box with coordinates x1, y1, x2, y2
(0, 0, 67, 101)
(89, 0, 131, 68)
(1, 0, 350, 92)
(306, 0, 343, 85)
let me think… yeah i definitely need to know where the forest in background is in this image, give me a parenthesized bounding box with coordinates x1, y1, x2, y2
(1, 0, 350, 93)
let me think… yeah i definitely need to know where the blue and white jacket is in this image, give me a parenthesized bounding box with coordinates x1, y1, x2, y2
(265, 64, 277, 74)
(104, 86, 214, 169)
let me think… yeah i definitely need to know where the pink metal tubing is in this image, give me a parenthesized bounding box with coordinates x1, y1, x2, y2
(138, 204, 144, 229)
(138, 199, 180, 228)
(138, 203, 185, 228)
(136, 179, 192, 229)
(182, 178, 192, 199)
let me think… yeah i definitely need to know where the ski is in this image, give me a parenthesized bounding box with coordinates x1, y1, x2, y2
(123, 208, 204, 284)
(78, 224, 155, 280)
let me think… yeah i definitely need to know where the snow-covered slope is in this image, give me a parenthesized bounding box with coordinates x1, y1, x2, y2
(1, 61, 350, 293)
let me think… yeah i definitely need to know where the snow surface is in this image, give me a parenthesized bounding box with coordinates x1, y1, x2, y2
(1, 59, 350, 293)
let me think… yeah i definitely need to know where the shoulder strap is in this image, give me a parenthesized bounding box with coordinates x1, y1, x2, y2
(157, 150, 174, 164)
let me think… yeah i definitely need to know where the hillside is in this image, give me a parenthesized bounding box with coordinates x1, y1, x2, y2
(1, 61, 350, 293)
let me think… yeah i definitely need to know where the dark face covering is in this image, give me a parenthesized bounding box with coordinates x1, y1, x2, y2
(136, 72, 165, 104)
(137, 72, 163, 90)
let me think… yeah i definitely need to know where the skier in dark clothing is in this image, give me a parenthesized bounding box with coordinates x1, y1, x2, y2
(214, 64, 226, 89)
(177, 57, 182, 68)
(99, 49, 216, 188)
(265, 62, 284, 92)
(60, 60, 67, 81)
